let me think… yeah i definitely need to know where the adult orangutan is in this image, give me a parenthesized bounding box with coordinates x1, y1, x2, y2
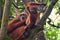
(25, 2, 46, 28)
(7, 2, 46, 40)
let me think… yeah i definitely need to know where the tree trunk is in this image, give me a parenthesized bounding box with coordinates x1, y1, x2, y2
(0, 0, 11, 40)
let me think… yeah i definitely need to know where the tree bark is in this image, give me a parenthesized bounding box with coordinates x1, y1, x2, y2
(0, 0, 11, 40)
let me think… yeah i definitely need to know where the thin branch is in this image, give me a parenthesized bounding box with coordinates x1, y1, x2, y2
(22, 0, 35, 5)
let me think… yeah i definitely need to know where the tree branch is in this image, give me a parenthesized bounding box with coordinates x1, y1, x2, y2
(22, 0, 34, 5)
(26, 0, 58, 40)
